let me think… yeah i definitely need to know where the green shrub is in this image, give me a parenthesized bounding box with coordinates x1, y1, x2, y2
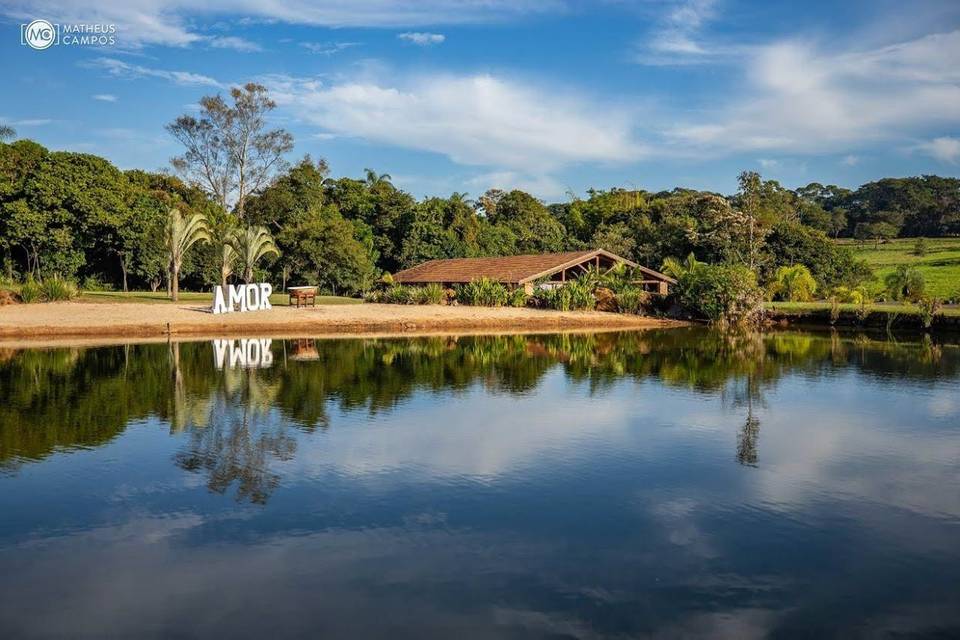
(884, 265, 925, 302)
(40, 276, 78, 301)
(830, 285, 869, 305)
(19, 276, 42, 303)
(678, 263, 764, 324)
(912, 237, 928, 257)
(383, 285, 414, 305)
(456, 278, 510, 306)
(770, 264, 817, 302)
(507, 287, 528, 308)
(414, 283, 445, 305)
(765, 221, 873, 289)
(615, 286, 650, 314)
(532, 279, 595, 311)
(916, 295, 943, 329)
(80, 276, 113, 292)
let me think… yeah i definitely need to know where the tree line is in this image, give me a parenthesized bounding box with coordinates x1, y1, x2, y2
(0, 84, 957, 298)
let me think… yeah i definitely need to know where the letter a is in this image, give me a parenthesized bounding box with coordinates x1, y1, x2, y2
(212, 286, 229, 314)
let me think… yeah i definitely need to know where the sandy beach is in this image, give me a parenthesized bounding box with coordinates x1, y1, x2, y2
(0, 301, 684, 345)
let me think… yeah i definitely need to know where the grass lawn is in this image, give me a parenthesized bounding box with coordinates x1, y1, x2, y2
(768, 301, 960, 317)
(841, 237, 960, 300)
(79, 290, 361, 306)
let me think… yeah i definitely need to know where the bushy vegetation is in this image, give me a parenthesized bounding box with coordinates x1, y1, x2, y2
(884, 265, 926, 302)
(677, 263, 765, 325)
(507, 288, 528, 308)
(18, 276, 41, 303)
(531, 280, 595, 311)
(455, 278, 511, 307)
(40, 276, 78, 301)
(614, 288, 650, 315)
(368, 283, 448, 305)
(830, 285, 870, 305)
(15, 274, 78, 303)
(769, 264, 817, 302)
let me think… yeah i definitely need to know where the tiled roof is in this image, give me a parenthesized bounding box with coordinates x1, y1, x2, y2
(392, 250, 673, 285)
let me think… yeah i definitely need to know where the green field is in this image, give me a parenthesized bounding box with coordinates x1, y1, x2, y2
(843, 237, 960, 300)
(768, 300, 960, 317)
(79, 290, 361, 306)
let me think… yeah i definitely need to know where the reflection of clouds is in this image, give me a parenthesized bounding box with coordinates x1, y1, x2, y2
(649, 608, 781, 640)
(0, 513, 571, 639)
(928, 393, 957, 418)
(291, 370, 642, 481)
(748, 376, 960, 522)
(650, 498, 718, 559)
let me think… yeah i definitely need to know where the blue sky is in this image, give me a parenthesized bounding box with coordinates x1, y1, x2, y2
(2, 0, 959, 200)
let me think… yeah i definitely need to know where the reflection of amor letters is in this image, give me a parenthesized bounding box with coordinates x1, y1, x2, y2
(212, 283, 273, 314)
(213, 339, 274, 369)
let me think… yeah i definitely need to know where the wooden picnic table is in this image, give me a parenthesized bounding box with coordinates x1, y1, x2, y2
(287, 286, 318, 308)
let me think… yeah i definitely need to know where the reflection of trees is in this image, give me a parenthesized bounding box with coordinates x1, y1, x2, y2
(2, 330, 958, 489)
(174, 371, 295, 504)
(736, 386, 760, 467)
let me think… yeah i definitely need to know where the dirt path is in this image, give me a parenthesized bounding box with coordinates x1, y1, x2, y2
(0, 302, 685, 345)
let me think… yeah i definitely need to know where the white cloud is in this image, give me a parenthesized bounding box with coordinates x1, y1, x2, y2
(917, 136, 960, 163)
(0, 117, 53, 127)
(267, 72, 643, 173)
(0, 0, 559, 48)
(398, 32, 446, 46)
(299, 41, 360, 55)
(635, 0, 728, 65)
(667, 30, 960, 153)
(209, 35, 261, 52)
(92, 94, 118, 102)
(86, 57, 223, 88)
(841, 154, 860, 166)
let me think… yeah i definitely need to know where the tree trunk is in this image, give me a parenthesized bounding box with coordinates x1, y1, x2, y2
(119, 254, 128, 292)
(171, 263, 179, 302)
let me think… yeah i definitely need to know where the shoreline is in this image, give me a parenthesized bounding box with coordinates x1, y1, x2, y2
(0, 301, 686, 347)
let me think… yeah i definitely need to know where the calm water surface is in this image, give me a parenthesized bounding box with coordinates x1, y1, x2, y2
(1, 329, 958, 639)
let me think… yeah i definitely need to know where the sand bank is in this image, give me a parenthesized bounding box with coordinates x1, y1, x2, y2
(0, 302, 685, 346)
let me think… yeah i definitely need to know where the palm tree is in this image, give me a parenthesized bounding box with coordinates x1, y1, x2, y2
(220, 241, 237, 290)
(165, 207, 211, 301)
(0, 125, 15, 141)
(364, 168, 392, 188)
(229, 225, 280, 284)
(771, 264, 817, 302)
(661, 253, 703, 281)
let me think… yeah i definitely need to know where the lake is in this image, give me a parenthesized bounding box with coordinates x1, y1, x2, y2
(1, 329, 958, 638)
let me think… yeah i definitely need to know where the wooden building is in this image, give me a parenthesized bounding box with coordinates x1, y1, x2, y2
(393, 249, 676, 294)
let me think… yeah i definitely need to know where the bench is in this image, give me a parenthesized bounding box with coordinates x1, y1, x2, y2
(288, 286, 317, 308)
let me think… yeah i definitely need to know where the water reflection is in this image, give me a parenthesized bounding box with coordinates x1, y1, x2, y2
(3, 330, 959, 489)
(1, 329, 959, 638)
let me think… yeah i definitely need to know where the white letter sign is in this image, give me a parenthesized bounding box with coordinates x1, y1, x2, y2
(212, 283, 274, 314)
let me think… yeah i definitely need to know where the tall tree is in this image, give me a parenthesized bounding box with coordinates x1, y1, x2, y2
(165, 208, 211, 301)
(0, 125, 14, 141)
(733, 171, 773, 270)
(166, 83, 293, 219)
(277, 205, 376, 295)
